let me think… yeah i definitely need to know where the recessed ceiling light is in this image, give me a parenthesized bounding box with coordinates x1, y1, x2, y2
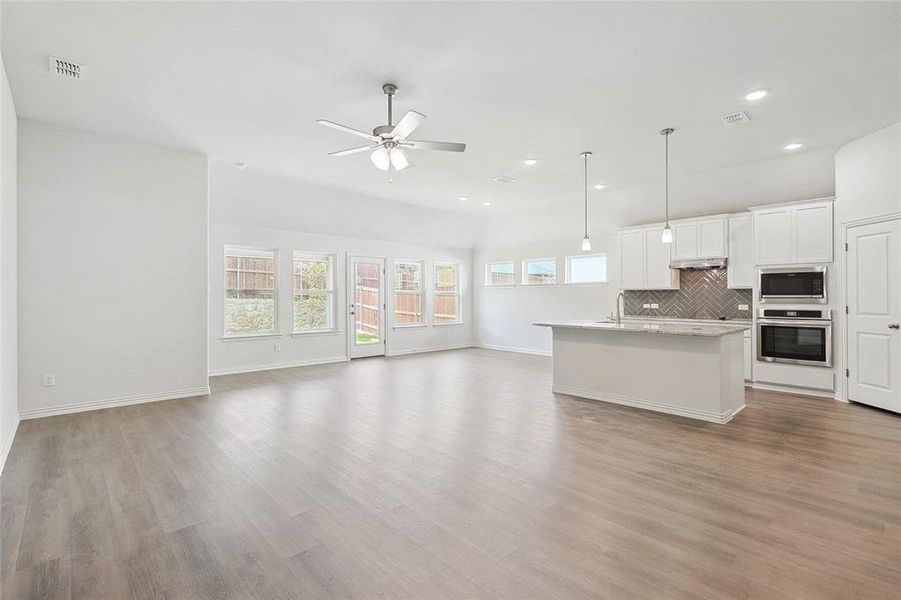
(594, 184, 607, 190)
(523, 158, 539, 166)
(235, 162, 247, 170)
(482, 201, 492, 207)
(745, 88, 770, 102)
(784, 142, 803, 151)
(459, 196, 468, 202)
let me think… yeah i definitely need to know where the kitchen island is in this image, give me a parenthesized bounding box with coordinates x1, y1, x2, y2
(533, 320, 750, 423)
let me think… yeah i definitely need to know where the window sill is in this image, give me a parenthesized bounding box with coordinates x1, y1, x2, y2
(521, 282, 558, 287)
(484, 284, 515, 288)
(393, 324, 428, 330)
(220, 333, 282, 342)
(563, 281, 609, 286)
(291, 329, 341, 337)
(434, 322, 463, 327)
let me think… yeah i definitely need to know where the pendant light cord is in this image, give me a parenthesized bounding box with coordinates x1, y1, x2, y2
(664, 131, 669, 227)
(583, 154, 588, 238)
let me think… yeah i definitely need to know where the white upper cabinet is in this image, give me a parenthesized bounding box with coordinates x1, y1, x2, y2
(794, 202, 833, 263)
(644, 226, 678, 289)
(618, 226, 680, 290)
(752, 199, 833, 265)
(727, 214, 754, 289)
(671, 216, 727, 261)
(619, 229, 645, 290)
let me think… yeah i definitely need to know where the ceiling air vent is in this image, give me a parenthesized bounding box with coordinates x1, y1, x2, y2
(720, 111, 750, 127)
(49, 56, 84, 80)
(493, 175, 516, 184)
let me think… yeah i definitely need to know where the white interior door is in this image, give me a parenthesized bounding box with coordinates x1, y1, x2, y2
(847, 218, 901, 412)
(349, 256, 386, 358)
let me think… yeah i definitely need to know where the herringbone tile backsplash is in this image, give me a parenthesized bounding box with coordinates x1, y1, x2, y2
(624, 268, 753, 320)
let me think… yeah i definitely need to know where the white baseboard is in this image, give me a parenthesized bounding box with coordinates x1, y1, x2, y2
(477, 343, 552, 357)
(387, 344, 474, 357)
(750, 382, 837, 399)
(209, 356, 348, 376)
(0, 413, 20, 475)
(19, 385, 211, 420)
(552, 385, 744, 424)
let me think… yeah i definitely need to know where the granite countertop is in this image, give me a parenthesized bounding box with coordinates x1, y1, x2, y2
(532, 319, 750, 337)
(621, 316, 752, 325)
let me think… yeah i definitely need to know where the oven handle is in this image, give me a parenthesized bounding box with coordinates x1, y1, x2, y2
(758, 319, 831, 327)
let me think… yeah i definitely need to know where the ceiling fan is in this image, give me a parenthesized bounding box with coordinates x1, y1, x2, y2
(315, 83, 466, 172)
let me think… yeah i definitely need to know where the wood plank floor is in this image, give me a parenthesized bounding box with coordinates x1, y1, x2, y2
(2, 348, 899, 599)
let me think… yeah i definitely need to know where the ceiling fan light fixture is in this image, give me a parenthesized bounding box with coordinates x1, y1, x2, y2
(370, 147, 390, 171)
(390, 148, 409, 170)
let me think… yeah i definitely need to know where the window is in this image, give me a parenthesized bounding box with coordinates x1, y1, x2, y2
(394, 260, 424, 327)
(485, 261, 514, 286)
(293, 253, 336, 332)
(224, 247, 277, 336)
(434, 263, 461, 324)
(523, 258, 557, 285)
(565, 254, 608, 284)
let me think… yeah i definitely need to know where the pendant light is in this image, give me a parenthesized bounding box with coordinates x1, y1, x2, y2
(660, 128, 674, 244)
(580, 151, 592, 252)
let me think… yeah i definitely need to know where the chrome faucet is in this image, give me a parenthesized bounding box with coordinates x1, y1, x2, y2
(615, 290, 625, 324)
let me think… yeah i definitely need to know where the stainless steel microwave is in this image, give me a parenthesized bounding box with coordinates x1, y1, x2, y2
(758, 266, 827, 304)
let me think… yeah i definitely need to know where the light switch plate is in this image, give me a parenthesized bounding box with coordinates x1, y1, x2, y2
(643, 303, 650, 308)
(650, 303, 659, 309)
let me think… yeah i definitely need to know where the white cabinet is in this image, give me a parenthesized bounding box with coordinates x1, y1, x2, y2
(743, 331, 752, 381)
(644, 226, 678, 289)
(619, 229, 645, 290)
(753, 199, 833, 265)
(618, 226, 680, 290)
(671, 216, 727, 261)
(727, 214, 754, 289)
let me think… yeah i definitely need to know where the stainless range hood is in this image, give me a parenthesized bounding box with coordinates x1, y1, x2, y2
(669, 258, 727, 270)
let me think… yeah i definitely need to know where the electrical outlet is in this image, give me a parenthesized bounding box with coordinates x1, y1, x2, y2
(738, 304, 749, 311)
(274, 342, 281, 352)
(42, 373, 56, 387)
(650, 303, 659, 309)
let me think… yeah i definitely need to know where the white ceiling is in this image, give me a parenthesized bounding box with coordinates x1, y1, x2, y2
(3, 2, 899, 215)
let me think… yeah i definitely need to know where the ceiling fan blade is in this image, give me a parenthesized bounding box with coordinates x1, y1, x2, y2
(315, 119, 380, 142)
(328, 145, 379, 157)
(390, 110, 426, 140)
(401, 140, 466, 152)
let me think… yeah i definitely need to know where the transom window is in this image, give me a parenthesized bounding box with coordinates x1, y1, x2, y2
(485, 261, 515, 286)
(566, 254, 607, 284)
(523, 258, 557, 285)
(293, 253, 336, 332)
(434, 263, 461, 324)
(224, 247, 277, 336)
(394, 260, 424, 327)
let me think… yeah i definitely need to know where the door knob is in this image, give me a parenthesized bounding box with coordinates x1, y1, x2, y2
(890, 323, 900, 330)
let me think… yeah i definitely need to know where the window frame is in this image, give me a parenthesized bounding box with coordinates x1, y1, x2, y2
(521, 257, 558, 286)
(484, 260, 516, 287)
(393, 259, 427, 329)
(564, 253, 609, 285)
(291, 251, 338, 335)
(223, 245, 279, 339)
(433, 261, 462, 326)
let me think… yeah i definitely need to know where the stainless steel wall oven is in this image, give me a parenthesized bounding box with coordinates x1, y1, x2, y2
(757, 308, 832, 367)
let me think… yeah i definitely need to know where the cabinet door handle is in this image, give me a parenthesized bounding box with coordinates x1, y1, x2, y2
(889, 323, 900, 330)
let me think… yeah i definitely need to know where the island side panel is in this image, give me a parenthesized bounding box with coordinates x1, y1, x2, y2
(550, 327, 737, 423)
(719, 331, 747, 419)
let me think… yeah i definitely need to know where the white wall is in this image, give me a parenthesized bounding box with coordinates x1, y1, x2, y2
(473, 232, 621, 355)
(0, 38, 18, 470)
(833, 121, 901, 400)
(209, 165, 475, 375)
(211, 161, 477, 249)
(17, 120, 209, 418)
